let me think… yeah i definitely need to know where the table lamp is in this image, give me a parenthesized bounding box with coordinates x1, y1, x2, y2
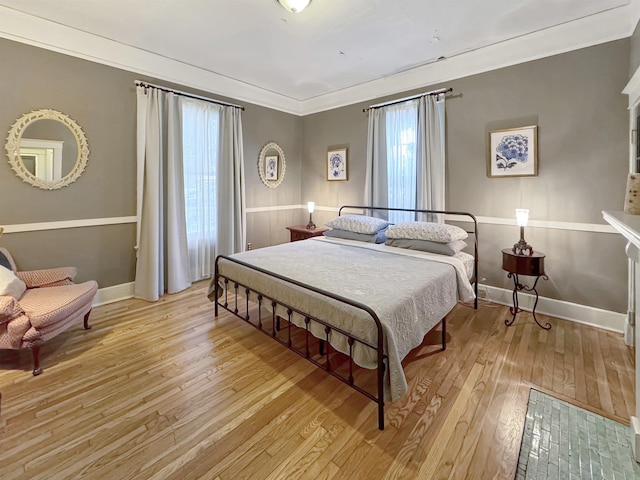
(307, 202, 316, 229)
(513, 208, 533, 255)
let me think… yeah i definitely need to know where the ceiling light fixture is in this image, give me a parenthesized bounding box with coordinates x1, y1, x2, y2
(277, 0, 311, 14)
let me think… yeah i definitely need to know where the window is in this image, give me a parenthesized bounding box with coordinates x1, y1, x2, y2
(385, 100, 418, 223)
(181, 99, 220, 280)
(365, 94, 445, 223)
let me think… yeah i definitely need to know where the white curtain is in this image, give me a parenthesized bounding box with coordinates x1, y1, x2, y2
(386, 100, 418, 222)
(364, 94, 446, 223)
(416, 95, 446, 218)
(135, 86, 191, 301)
(181, 99, 220, 281)
(217, 106, 246, 257)
(135, 87, 246, 300)
(180, 99, 246, 279)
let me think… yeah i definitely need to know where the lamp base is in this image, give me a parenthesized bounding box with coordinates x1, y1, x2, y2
(306, 213, 316, 230)
(513, 239, 533, 256)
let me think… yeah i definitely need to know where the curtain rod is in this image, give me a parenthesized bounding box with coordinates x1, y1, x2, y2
(363, 87, 453, 112)
(135, 80, 245, 111)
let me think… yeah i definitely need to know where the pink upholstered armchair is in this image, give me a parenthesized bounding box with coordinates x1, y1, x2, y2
(0, 247, 98, 375)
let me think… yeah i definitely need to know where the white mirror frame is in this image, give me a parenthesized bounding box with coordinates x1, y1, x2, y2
(5, 109, 90, 190)
(258, 141, 286, 188)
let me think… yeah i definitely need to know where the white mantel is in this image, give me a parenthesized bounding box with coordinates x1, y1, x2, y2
(602, 210, 640, 461)
(603, 211, 640, 250)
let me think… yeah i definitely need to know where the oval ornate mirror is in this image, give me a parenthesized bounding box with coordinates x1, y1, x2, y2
(5, 109, 89, 190)
(258, 141, 286, 188)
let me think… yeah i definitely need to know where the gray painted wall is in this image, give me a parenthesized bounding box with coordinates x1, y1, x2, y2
(242, 104, 303, 248)
(0, 37, 301, 288)
(0, 35, 632, 313)
(301, 40, 631, 313)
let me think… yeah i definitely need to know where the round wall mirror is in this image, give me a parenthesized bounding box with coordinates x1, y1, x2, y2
(258, 141, 286, 188)
(5, 109, 89, 190)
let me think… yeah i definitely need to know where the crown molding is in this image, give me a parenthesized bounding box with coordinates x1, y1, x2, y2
(0, 4, 637, 116)
(303, 4, 639, 114)
(0, 6, 303, 115)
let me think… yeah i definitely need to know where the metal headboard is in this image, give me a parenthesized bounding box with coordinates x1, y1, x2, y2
(338, 205, 479, 309)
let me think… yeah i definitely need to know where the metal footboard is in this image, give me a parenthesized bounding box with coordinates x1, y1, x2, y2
(213, 206, 475, 430)
(214, 254, 392, 430)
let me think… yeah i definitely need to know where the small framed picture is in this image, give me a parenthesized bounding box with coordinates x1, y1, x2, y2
(265, 155, 279, 180)
(487, 125, 538, 178)
(327, 147, 348, 181)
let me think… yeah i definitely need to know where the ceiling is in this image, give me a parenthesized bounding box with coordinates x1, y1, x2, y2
(0, 0, 637, 113)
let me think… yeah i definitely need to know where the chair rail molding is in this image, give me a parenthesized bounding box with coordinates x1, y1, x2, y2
(0, 216, 136, 233)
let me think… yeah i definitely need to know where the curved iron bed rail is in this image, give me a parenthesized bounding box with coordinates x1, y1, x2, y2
(214, 206, 478, 430)
(214, 254, 388, 429)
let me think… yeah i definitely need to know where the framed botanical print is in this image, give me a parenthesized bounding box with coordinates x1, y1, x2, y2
(327, 147, 348, 181)
(487, 126, 538, 177)
(265, 155, 278, 180)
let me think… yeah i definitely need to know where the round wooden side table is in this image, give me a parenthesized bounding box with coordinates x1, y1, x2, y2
(501, 248, 551, 330)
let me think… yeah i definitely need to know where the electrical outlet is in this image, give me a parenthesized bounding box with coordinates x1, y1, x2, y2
(478, 277, 489, 298)
(247, 243, 253, 250)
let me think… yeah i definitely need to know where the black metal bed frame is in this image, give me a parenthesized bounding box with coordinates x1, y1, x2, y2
(339, 205, 479, 308)
(213, 206, 478, 430)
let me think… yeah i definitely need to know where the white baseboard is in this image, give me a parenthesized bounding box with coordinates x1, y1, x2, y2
(93, 282, 135, 306)
(93, 280, 626, 334)
(483, 284, 626, 333)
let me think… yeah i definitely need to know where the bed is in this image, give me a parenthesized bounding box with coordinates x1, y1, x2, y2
(209, 206, 478, 429)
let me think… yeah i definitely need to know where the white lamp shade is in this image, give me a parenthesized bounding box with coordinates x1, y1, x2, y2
(307, 201, 315, 213)
(515, 208, 529, 227)
(277, 0, 311, 13)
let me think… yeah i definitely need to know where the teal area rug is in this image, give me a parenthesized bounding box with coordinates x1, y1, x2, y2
(516, 389, 640, 480)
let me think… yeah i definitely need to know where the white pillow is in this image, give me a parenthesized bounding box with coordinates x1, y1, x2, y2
(386, 221, 468, 242)
(0, 265, 26, 299)
(325, 215, 390, 234)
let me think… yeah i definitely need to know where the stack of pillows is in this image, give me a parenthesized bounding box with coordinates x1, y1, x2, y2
(324, 214, 468, 256)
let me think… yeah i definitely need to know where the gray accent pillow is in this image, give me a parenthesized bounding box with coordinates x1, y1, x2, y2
(385, 238, 468, 256)
(325, 215, 390, 234)
(386, 221, 468, 242)
(324, 228, 388, 244)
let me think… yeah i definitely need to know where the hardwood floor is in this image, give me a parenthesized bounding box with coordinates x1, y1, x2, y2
(0, 281, 634, 479)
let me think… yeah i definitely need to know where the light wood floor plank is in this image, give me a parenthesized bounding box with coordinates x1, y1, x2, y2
(0, 281, 634, 479)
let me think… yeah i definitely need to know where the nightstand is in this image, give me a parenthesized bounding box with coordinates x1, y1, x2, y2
(286, 225, 329, 242)
(501, 248, 551, 330)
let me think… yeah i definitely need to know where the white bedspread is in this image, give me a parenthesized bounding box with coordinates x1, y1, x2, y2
(210, 236, 475, 401)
